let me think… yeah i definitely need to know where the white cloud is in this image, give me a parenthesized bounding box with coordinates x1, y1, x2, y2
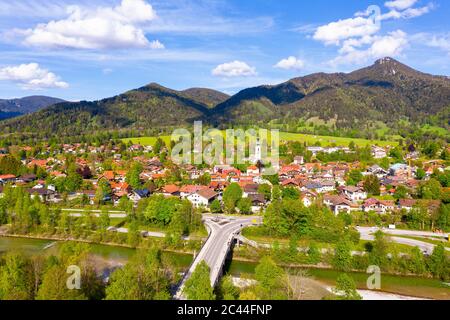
(0, 63, 68, 90)
(313, 16, 380, 45)
(385, 0, 418, 10)
(313, 2, 431, 66)
(274, 56, 305, 71)
(427, 35, 450, 53)
(331, 30, 408, 65)
(380, 3, 433, 20)
(212, 61, 257, 77)
(20, 0, 163, 50)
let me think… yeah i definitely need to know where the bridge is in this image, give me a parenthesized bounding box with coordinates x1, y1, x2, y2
(174, 214, 262, 300)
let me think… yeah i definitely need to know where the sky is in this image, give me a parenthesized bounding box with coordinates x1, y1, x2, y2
(0, 0, 449, 101)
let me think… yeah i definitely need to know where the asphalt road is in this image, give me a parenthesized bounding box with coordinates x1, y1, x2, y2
(174, 215, 261, 299)
(357, 227, 449, 254)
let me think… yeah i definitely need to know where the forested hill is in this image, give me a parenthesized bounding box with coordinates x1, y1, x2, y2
(0, 58, 449, 138)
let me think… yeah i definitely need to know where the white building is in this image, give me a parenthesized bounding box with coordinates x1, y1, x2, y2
(187, 189, 218, 208)
(342, 186, 367, 202)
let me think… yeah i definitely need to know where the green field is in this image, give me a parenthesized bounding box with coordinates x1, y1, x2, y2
(122, 131, 398, 148)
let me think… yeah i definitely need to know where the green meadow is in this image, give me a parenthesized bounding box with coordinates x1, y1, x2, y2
(122, 131, 398, 148)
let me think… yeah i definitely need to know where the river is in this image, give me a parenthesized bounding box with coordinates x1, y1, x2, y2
(0, 236, 448, 300)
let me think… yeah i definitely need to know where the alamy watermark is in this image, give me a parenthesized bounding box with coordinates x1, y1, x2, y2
(171, 121, 280, 175)
(366, 265, 381, 290)
(66, 265, 81, 290)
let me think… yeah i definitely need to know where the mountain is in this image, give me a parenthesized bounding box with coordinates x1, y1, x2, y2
(181, 88, 229, 108)
(0, 84, 223, 137)
(212, 57, 450, 128)
(0, 58, 448, 138)
(0, 96, 65, 119)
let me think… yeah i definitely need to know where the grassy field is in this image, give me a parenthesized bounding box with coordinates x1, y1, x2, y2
(122, 131, 398, 148)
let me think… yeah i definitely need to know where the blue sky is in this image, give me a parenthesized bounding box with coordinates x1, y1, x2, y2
(0, 0, 449, 101)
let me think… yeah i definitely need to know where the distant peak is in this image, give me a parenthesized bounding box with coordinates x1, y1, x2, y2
(374, 57, 398, 65)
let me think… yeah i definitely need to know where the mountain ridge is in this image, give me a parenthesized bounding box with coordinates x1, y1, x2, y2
(0, 58, 448, 138)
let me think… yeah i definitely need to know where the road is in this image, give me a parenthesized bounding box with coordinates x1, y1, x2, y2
(174, 215, 261, 299)
(357, 227, 449, 254)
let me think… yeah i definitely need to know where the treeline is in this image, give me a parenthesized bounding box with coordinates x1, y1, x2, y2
(0, 243, 177, 300)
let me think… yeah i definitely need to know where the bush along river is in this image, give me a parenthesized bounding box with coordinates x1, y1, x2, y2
(0, 236, 448, 300)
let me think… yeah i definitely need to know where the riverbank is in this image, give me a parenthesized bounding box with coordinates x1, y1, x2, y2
(1, 235, 448, 300)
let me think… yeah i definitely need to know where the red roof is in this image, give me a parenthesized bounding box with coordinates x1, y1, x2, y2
(0, 174, 15, 180)
(163, 184, 180, 194)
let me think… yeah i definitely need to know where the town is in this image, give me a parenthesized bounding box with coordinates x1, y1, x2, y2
(0, 140, 447, 221)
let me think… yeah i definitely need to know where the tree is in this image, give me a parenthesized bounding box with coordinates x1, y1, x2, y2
(0, 155, 22, 175)
(65, 163, 83, 192)
(307, 243, 321, 265)
(254, 256, 287, 300)
(418, 179, 442, 200)
(0, 252, 33, 300)
(258, 184, 272, 201)
(196, 172, 211, 186)
(95, 178, 112, 204)
(427, 244, 448, 280)
(222, 183, 243, 214)
(144, 195, 180, 225)
(368, 231, 389, 268)
(263, 174, 279, 186)
(99, 209, 110, 234)
(363, 175, 380, 196)
(183, 261, 215, 300)
(153, 138, 166, 154)
(436, 204, 449, 231)
(282, 187, 300, 200)
(346, 170, 363, 186)
(126, 162, 143, 190)
(37, 264, 87, 300)
(332, 238, 352, 271)
(393, 185, 409, 200)
(106, 249, 171, 300)
(210, 199, 222, 213)
(333, 274, 362, 300)
(237, 198, 252, 215)
(416, 168, 426, 180)
(217, 275, 240, 300)
(271, 185, 281, 201)
(127, 219, 140, 247)
(409, 247, 426, 275)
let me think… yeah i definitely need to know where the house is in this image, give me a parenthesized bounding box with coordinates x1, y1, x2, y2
(27, 188, 56, 202)
(301, 191, 318, 207)
(281, 179, 300, 188)
(243, 184, 259, 198)
(180, 185, 208, 198)
(187, 189, 218, 208)
(0, 174, 16, 184)
(293, 156, 304, 165)
(342, 186, 367, 202)
(248, 194, 266, 213)
(372, 146, 387, 159)
(366, 165, 388, 178)
(246, 165, 259, 175)
(362, 198, 396, 213)
(16, 174, 37, 184)
(318, 180, 336, 193)
(129, 189, 151, 202)
(389, 163, 409, 176)
(162, 184, 180, 197)
(303, 181, 334, 194)
(399, 199, 417, 211)
(324, 195, 354, 215)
